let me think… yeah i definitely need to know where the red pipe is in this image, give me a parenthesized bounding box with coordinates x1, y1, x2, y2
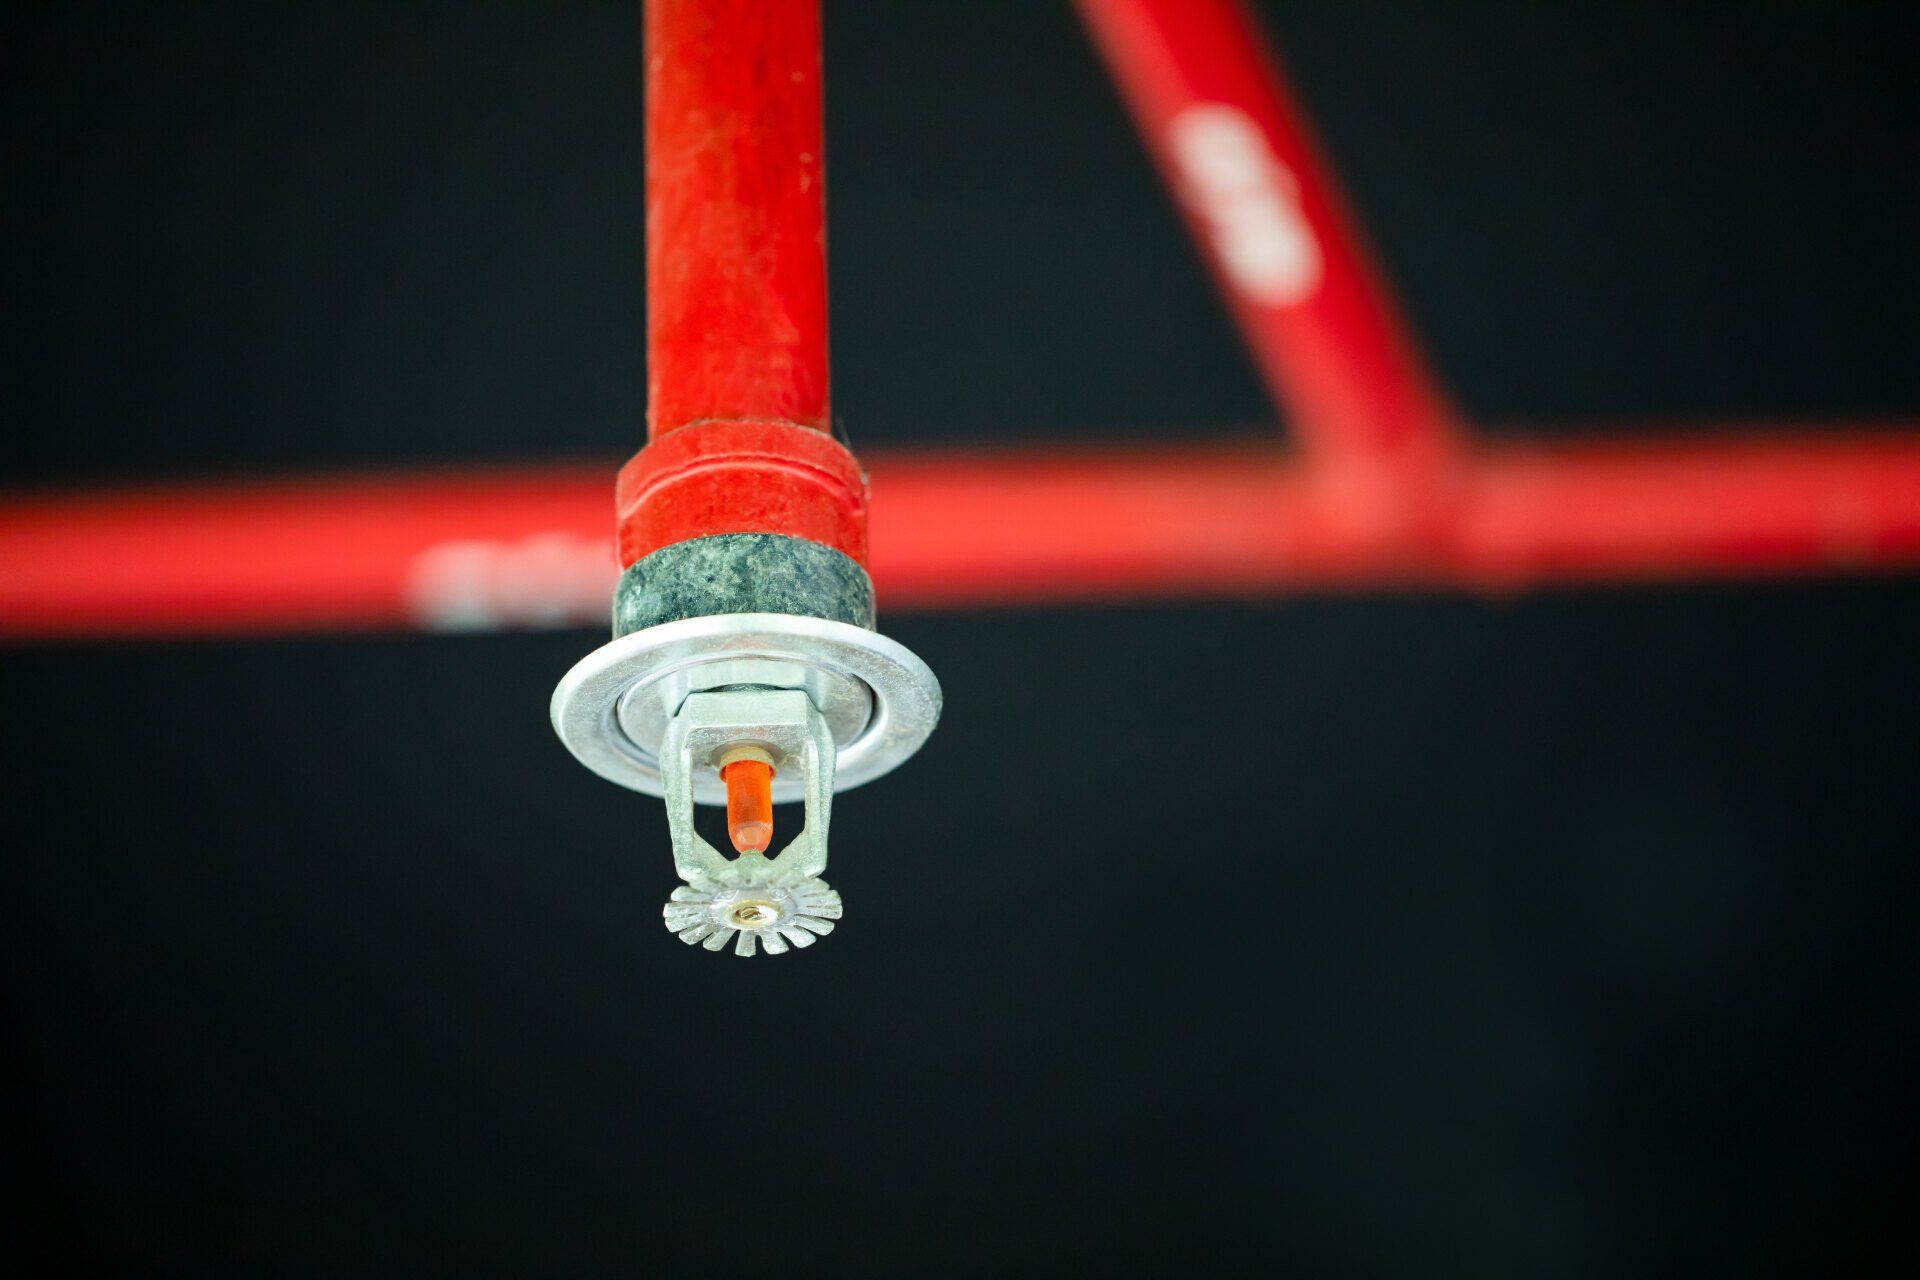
(871, 431, 1920, 604)
(1453, 432, 1920, 587)
(644, 0, 829, 437)
(4, 429, 1919, 639)
(622, 0, 865, 569)
(0, 466, 616, 638)
(1076, 0, 1459, 488)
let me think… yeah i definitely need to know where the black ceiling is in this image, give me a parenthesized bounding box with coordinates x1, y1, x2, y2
(3, 3, 1917, 1275)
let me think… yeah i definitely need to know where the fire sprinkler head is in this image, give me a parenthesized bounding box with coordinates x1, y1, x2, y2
(550, 611, 941, 955)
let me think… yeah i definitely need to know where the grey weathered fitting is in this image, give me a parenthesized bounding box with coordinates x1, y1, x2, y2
(613, 533, 874, 636)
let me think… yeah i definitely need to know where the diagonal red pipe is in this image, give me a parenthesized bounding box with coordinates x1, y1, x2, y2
(1076, 0, 1460, 492)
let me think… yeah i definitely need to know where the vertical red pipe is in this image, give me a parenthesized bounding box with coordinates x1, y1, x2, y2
(619, 0, 866, 571)
(644, 0, 830, 437)
(1076, 0, 1459, 489)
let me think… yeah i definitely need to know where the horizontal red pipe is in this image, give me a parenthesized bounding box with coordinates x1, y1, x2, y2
(871, 430, 1920, 605)
(1076, 0, 1459, 484)
(0, 466, 617, 638)
(1454, 432, 1920, 587)
(2, 430, 1919, 639)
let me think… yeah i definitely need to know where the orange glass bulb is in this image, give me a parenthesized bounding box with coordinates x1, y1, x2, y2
(720, 758, 775, 854)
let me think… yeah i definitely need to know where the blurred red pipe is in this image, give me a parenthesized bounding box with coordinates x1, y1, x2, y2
(1076, 0, 1459, 488)
(3, 431, 1919, 639)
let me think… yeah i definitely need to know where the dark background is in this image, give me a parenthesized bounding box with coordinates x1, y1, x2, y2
(3, 2, 1917, 1274)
